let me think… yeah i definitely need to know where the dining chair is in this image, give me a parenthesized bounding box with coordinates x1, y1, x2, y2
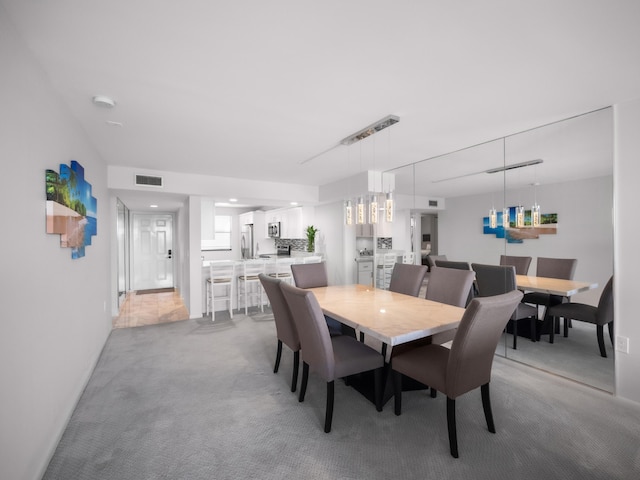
(280, 282, 385, 433)
(425, 254, 447, 272)
(392, 290, 524, 458)
(499, 255, 532, 275)
(471, 263, 539, 349)
(206, 261, 235, 320)
(434, 259, 477, 302)
(259, 274, 300, 391)
(290, 262, 347, 337)
(547, 276, 614, 357)
(522, 257, 578, 339)
(388, 263, 428, 297)
(237, 259, 266, 315)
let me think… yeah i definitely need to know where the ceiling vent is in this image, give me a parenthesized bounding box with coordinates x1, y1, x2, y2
(135, 174, 163, 188)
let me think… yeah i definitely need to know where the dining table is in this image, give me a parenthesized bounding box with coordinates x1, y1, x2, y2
(515, 274, 598, 341)
(307, 284, 466, 405)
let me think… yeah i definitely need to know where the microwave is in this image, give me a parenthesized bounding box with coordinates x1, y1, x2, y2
(268, 222, 281, 238)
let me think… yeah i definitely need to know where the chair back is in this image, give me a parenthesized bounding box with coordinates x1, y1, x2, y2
(303, 255, 323, 264)
(535, 257, 577, 280)
(447, 290, 523, 398)
(499, 255, 532, 275)
(291, 262, 328, 288)
(259, 274, 299, 350)
(435, 260, 471, 271)
(388, 263, 428, 297)
(426, 266, 475, 307)
(425, 254, 447, 271)
(472, 263, 517, 297)
(596, 276, 614, 326)
(208, 260, 235, 284)
(280, 282, 335, 380)
(402, 252, 415, 264)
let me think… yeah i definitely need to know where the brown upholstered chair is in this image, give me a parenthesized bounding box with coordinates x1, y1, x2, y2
(388, 263, 428, 297)
(280, 282, 385, 432)
(259, 274, 300, 392)
(548, 276, 614, 357)
(392, 290, 524, 458)
(499, 255, 532, 275)
(472, 263, 539, 349)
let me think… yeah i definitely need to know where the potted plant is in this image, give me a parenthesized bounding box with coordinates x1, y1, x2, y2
(306, 225, 318, 252)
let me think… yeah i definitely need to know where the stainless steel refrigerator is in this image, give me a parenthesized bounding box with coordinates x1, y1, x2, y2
(241, 224, 253, 259)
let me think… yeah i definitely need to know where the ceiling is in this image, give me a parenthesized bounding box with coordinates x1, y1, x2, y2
(4, 1, 640, 210)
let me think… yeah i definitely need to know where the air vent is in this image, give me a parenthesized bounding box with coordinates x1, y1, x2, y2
(135, 174, 163, 187)
(429, 200, 438, 207)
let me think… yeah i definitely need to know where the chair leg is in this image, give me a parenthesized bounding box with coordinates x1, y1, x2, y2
(393, 370, 402, 415)
(512, 320, 518, 350)
(530, 316, 536, 342)
(446, 397, 459, 458)
(563, 317, 569, 337)
(608, 322, 614, 346)
(549, 316, 555, 344)
(291, 351, 299, 393)
(481, 383, 496, 433)
(374, 367, 382, 412)
(597, 325, 607, 358)
(430, 387, 437, 398)
(299, 362, 309, 402)
(324, 381, 335, 433)
(274, 340, 282, 373)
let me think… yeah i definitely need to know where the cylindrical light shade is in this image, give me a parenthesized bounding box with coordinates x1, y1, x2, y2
(532, 203, 541, 227)
(385, 192, 394, 222)
(369, 194, 379, 224)
(502, 207, 510, 228)
(356, 196, 366, 225)
(516, 205, 525, 228)
(344, 200, 353, 225)
(489, 208, 497, 229)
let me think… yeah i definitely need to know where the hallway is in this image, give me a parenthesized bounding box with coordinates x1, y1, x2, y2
(113, 289, 190, 329)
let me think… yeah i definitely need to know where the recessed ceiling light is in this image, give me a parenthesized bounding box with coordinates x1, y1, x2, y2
(290, 202, 298, 206)
(106, 120, 123, 127)
(229, 198, 238, 202)
(92, 95, 116, 108)
(149, 204, 158, 208)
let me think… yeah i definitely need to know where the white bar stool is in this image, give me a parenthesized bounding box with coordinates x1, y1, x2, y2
(206, 261, 236, 321)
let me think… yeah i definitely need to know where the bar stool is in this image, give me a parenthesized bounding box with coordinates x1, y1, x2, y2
(303, 255, 322, 264)
(268, 257, 295, 285)
(376, 252, 397, 289)
(402, 252, 415, 264)
(237, 259, 266, 315)
(206, 261, 235, 321)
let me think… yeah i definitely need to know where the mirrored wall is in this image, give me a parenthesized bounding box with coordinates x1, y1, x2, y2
(389, 107, 614, 391)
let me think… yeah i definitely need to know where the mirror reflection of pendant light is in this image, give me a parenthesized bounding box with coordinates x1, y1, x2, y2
(516, 205, 525, 228)
(345, 200, 353, 225)
(369, 194, 379, 224)
(489, 208, 497, 229)
(503, 207, 510, 228)
(385, 192, 394, 222)
(532, 203, 541, 227)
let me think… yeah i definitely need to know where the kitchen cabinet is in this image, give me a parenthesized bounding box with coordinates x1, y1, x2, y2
(356, 258, 374, 286)
(356, 223, 374, 237)
(265, 206, 314, 239)
(355, 221, 392, 238)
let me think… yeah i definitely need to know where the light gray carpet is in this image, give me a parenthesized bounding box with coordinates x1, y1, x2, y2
(42, 310, 640, 480)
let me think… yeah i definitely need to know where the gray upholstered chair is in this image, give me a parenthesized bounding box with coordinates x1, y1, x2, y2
(290, 262, 345, 336)
(280, 282, 385, 433)
(291, 262, 329, 288)
(425, 254, 447, 272)
(472, 263, 538, 349)
(392, 290, 524, 458)
(499, 255, 532, 275)
(259, 274, 300, 392)
(388, 263, 428, 297)
(522, 257, 578, 340)
(434, 259, 476, 302)
(547, 276, 614, 357)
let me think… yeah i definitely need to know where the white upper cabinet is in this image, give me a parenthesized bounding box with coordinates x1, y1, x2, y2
(265, 206, 314, 239)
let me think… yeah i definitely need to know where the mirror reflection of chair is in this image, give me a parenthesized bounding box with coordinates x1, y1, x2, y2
(237, 259, 266, 315)
(547, 276, 614, 357)
(280, 282, 384, 433)
(206, 261, 235, 321)
(392, 290, 524, 458)
(499, 255, 532, 275)
(388, 263, 428, 297)
(472, 263, 538, 349)
(259, 274, 300, 392)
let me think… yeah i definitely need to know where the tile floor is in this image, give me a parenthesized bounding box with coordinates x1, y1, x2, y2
(113, 289, 190, 329)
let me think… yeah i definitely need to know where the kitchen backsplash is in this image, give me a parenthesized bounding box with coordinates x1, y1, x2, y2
(378, 237, 392, 249)
(276, 238, 307, 252)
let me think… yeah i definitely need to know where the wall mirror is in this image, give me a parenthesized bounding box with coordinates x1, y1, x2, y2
(388, 107, 613, 391)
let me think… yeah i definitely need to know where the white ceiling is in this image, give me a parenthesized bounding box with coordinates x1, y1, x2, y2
(4, 1, 640, 210)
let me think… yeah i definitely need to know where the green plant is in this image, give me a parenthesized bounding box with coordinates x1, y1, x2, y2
(306, 225, 318, 252)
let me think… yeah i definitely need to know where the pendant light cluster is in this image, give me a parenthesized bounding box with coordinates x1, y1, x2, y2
(343, 115, 399, 226)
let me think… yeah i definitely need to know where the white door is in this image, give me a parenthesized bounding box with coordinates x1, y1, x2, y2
(132, 213, 174, 291)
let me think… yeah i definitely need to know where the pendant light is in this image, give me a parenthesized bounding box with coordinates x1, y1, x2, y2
(502, 207, 510, 228)
(385, 191, 394, 223)
(356, 196, 366, 225)
(345, 199, 353, 225)
(489, 208, 497, 229)
(516, 205, 525, 228)
(369, 193, 379, 224)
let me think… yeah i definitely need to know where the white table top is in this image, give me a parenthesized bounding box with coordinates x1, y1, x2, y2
(515, 275, 598, 296)
(308, 284, 465, 347)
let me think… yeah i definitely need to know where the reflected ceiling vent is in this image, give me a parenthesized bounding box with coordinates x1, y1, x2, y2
(135, 174, 163, 187)
(486, 159, 543, 174)
(340, 115, 400, 145)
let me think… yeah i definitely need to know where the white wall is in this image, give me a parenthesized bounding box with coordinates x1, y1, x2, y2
(614, 99, 640, 403)
(0, 10, 112, 480)
(438, 175, 614, 306)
